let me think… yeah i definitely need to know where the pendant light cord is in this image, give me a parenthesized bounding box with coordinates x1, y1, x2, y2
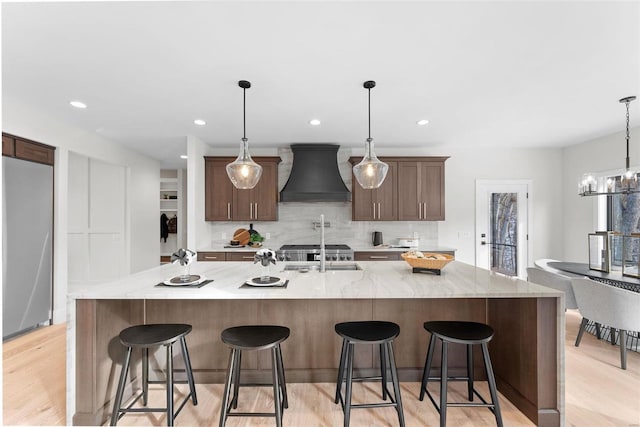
(626, 99, 630, 168)
(243, 86, 247, 140)
(368, 86, 372, 141)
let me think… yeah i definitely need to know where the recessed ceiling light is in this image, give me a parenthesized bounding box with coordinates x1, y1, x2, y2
(180, 155, 188, 159)
(309, 119, 321, 126)
(70, 100, 87, 109)
(416, 119, 429, 126)
(194, 119, 206, 126)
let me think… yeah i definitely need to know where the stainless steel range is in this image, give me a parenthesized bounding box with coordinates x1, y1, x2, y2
(276, 244, 354, 262)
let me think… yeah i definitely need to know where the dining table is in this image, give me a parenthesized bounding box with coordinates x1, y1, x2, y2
(548, 261, 640, 293)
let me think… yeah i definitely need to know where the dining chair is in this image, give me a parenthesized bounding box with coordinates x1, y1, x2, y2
(571, 277, 640, 369)
(527, 267, 578, 310)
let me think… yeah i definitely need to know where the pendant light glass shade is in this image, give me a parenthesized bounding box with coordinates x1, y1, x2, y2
(226, 138, 263, 189)
(353, 80, 388, 189)
(579, 96, 637, 196)
(353, 138, 389, 189)
(227, 80, 263, 189)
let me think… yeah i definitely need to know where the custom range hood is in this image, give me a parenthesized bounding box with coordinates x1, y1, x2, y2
(280, 144, 351, 202)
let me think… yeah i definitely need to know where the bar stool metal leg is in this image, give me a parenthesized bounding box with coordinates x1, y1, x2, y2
(380, 343, 388, 400)
(219, 349, 237, 427)
(166, 344, 174, 426)
(439, 341, 448, 427)
(110, 346, 133, 426)
(621, 329, 628, 369)
(343, 343, 354, 427)
(387, 342, 405, 427)
(335, 339, 348, 404)
(231, 351, 242, 409)
(142, 348, 149, 406)
(271, 347, 283, 427)
(180, 337, 198, 405)
(481, 343, 503, 427)
(467, 344, 474, 401)
(419, 335, 436, 401)
(276, 344, 289, 408)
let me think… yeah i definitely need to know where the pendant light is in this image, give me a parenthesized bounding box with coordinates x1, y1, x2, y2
(579, 96, 637, 196)
(226, 80, 263, 189)
(353, 80, 389, 189)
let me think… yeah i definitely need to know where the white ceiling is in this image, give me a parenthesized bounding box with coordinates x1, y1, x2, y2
(3, 1, 639, 168)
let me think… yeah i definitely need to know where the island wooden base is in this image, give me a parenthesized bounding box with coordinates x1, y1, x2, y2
(73, 297, 560, 426)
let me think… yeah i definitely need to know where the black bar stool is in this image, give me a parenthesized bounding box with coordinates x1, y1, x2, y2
(419, 321, 503, 427)
(110, 323, 197, 426)
(334, 320, 405, 427)
(219, 325, 290, 427)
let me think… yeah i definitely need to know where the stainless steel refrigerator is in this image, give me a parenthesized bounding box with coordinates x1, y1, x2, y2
(2, 156, 53, 339)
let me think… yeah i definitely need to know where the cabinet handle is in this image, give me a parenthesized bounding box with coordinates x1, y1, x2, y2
(372, 203, 376, 219)
(255, 203, 258, 220)
(369, 255, 389, 259)
(204, 256, 218, 260)
(418, 202, 422, 219)
(242, 256, 254, 260)
(423, 202, 427, 219)
(378, 203, 381, 219)
(227, 203, 231, 220)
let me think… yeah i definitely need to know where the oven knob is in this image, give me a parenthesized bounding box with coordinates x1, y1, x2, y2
(332, 256, 338, 261)
(345, 255, 352, 260)
(285, 255, 291, 261)
(340, 255, 345, 260)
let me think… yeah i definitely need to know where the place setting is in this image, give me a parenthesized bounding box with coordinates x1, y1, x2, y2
(241, 248, 288, 288)
(156, 248, 214, 288)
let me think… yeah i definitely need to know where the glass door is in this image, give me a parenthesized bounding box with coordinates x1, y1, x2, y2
(475, 180, 530, 279)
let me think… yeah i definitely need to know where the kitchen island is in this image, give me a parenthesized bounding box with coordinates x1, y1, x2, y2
(67, 260, 564, 426)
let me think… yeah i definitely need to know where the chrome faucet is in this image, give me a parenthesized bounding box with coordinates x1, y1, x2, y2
(319, 214, 326, 273)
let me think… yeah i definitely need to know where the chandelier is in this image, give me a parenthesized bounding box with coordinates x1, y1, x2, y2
(579, 96, 637, 196)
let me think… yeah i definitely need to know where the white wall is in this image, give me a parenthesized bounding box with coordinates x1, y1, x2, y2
(3, 98, 160, 323)
(563, 127, 640, 262)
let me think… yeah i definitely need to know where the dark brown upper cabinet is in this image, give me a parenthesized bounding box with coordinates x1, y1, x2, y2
(349, 156, 447, 221)
(205, 156, 281, 222)
(3, 133, 55, 165)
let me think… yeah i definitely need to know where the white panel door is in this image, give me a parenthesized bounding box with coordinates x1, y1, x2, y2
(67, 153, 126, 286)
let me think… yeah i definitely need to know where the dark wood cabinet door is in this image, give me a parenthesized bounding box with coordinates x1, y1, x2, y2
(252, 161, 278, 221)
(226, 252, 257, 262)
(398, 162, 423, 221)
(354, 251, 402, 261)
(2, 135, 15, 157)
(204, 159, 234, 221)
(234, 159, 278, 221)
(351, 180, 375, 220)
(376, 161, 397, 220)
(351, 161, 396, 220)
(197, 251, 227, 261)
(422, 161, 445, 220)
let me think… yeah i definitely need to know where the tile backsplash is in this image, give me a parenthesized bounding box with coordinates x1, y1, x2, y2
(203, 146, 438, 249)
(205, 202, 438, 249)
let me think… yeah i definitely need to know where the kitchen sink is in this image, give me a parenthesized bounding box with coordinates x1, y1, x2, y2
(283, 263, 362, 272)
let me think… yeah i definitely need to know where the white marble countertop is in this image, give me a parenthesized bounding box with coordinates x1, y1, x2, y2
(68, 260, 561, 300)
(197, 245, 456, 253)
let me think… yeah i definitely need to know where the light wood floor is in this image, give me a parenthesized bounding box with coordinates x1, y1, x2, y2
(3, 311, 640, 426)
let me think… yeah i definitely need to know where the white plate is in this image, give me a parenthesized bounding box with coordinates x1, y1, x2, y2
(244, 277, 286, 287)
(163, 275, 205, 286)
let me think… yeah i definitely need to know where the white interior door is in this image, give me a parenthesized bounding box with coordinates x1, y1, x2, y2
(475, 180, 531, 279)
(67, 153, 127, 287)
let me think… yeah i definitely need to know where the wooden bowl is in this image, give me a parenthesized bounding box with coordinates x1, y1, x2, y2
(401, 252, 454, 270)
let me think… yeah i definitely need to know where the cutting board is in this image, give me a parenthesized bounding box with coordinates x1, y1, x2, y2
(233, 228, 250, 246)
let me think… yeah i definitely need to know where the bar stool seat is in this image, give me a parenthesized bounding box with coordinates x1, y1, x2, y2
(334, 321, 405, 427)
(219, 325, 290, 427)
(420, 320, 503, 427)
(111, 324, 198, 426)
